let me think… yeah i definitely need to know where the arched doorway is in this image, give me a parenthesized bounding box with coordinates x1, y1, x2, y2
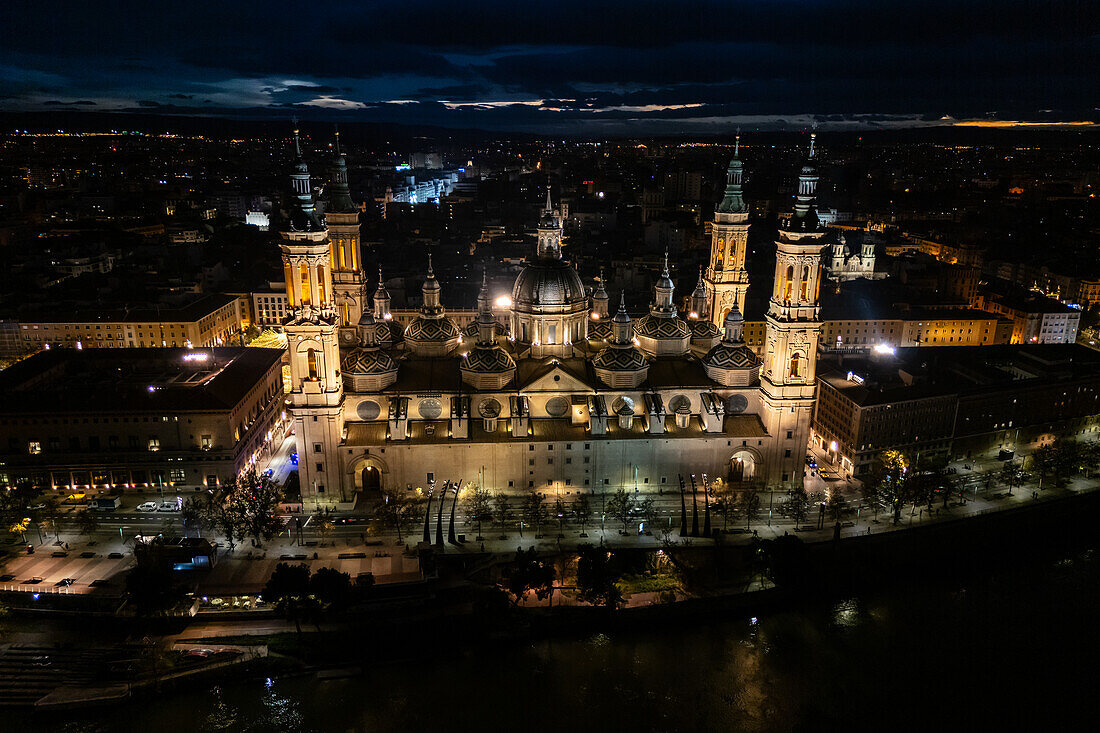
(349, 455, 388, 493)
(730, 449, 757, 485)
(361, 465, 381, 492)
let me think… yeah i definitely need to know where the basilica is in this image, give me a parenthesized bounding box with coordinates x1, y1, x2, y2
(278, 129, 830, 505)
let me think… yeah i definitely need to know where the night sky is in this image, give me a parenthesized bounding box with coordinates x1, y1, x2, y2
(1, 0, 1096, 134)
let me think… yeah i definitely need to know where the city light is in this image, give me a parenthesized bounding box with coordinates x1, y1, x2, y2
(494, 295, 513, 308)
(873, 343, 896, 355)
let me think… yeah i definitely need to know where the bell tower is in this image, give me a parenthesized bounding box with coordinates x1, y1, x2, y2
(325, 126, 365, 348)
(705, 133, 750, 327)
(761, 133, 828, 489)
(280, 124, 346, 505)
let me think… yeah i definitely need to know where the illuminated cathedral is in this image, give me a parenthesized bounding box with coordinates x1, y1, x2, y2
(277, 129, 830, 505)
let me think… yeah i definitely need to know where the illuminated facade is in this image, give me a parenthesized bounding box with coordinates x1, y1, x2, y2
(282, 138, 830, 505)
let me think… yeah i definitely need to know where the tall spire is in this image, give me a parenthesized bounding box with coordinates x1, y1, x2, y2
(286, 119, 323, 232)
(421, 255, 442, 315)
(653, 250, 676, 313)
(373, 267, 391, 320)
(717, 132, 748, 214)
(612, 291, 632, 344)
(690, 266, 707, 318)
(536, 185, 562, 260)
(789, 131, 820, 232)
(327, 124, 356, 213)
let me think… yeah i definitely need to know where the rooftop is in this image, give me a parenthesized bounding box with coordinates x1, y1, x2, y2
(0, 347, 284, 414)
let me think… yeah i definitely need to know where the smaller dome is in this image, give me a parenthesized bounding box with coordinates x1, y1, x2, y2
(691, 320, 721, 340)
(592, 346, 648, 372)
(342, 347, 398, 376)
(460, 345, 516, 374)
(703, 342, 759, 371)
(634, 314, 691, 340)
(588, 318, 612, 341)
(405, 316, 461, 342)
(464, 319, 503, 339)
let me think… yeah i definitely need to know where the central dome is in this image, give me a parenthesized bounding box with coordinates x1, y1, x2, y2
(511, 259, 587, 311)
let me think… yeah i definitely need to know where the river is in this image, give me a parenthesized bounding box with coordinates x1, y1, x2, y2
(24, 543, 1098, 732)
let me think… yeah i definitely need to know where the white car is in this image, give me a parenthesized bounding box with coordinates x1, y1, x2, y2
(157, 501, 180, 512)
(136, 501, 158, 512)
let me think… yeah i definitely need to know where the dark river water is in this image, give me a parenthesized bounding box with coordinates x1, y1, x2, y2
(22, 547, 1100, 732)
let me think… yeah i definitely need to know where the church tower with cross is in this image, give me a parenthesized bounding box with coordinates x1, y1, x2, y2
(704, 133, 751, 328)
(279, 124, 346, 502)
(760, 133, 829, 488)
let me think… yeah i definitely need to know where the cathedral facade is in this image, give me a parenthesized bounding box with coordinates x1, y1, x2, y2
(277, 132, 829, 505)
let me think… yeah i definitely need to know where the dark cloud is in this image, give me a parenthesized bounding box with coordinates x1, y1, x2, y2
(0, 1, 1096, 131)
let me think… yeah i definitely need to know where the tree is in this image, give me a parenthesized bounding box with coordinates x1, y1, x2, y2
(309, 566, 352, 609)
(863, 450, 911, 525)
(262, 562, 314, 635)
(75, 509, 99, 536)
(125, 565, 189, 617)
(181, 496, 208, 537)
(1031, 443, 1057, 487)
(317, 518, 334, 547)
(505, 547, 556, 606)
(605, 487, 635, 533)
(552, 498, 568, 538)
(222, 470, 284, 547)
(785, 489, 810, 530)
(638, 497, 659, 534)
(521, 492, 548, 538)
(576, 544, 623, 610)
(492, 493, 512, 538)
(573, 494, 592, 536)
(465, 485, 494, 541)
(712, 480, 739, 531)
(0, 479, 42, 537)
(39, 495, 63, 541)
(740, 490, 761, 530)
(372, 494, 421, 543)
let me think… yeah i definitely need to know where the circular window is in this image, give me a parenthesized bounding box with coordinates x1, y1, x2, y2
(356, 400, 381, 420)
(669, 394, 691, 413)
(545, 396, 569, 417)
(478, 398, 502, 419)
(612, 396, 635, 415)
(727, 394, 749, 414)
(418, 398, 443, 420)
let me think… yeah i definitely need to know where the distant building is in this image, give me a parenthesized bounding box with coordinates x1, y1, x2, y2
(0, 347, 286, 493)
(977, 287, 1081, 344)
(812, 345, 1100, 478)
(8, 294, 243, 356)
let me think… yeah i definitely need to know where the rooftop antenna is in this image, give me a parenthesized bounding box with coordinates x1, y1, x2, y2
(292, 116, 301, 157)
(333, 123, 342, 156)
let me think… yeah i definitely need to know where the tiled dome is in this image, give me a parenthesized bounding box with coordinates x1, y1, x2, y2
(634, 313, 690, 340)
(703, 342, 759, 370)
(593, 346, 648, 372)
(405, 316, 461, 343)
(460, 345, 516, 374)
(342, 347, 397, 376)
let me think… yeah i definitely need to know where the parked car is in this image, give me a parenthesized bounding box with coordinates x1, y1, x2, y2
(137, 501, 158, 511)
(158, 501, 180, 512)
(55, 578, 75, 587)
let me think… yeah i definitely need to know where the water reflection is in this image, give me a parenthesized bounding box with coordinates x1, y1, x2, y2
(8, 549, 1098, 732)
